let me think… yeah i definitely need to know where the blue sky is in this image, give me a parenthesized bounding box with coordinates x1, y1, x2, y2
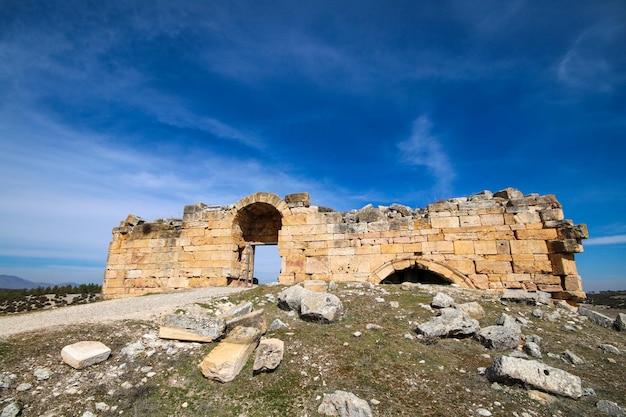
(1, 0, 624, 291)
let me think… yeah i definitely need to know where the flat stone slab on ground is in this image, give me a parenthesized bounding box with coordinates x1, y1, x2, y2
(61, 341, 111, 369)
(159, 314, 226, 343)
(486, 355, 582, 399)
(199, 326, 262, 383)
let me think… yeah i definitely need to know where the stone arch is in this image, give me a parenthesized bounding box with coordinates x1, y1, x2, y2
(372, 257, 476, 288)
(231, 193, 292, 284)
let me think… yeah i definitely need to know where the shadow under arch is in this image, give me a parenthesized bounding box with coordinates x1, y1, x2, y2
(373, 257, 476, 288)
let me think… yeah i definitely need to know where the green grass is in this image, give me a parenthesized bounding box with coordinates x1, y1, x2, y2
(1, 283, 625, 416)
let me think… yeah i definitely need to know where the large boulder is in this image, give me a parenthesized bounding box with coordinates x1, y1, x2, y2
(614, 313, 626, 331)
(455, 302, 485, 319)
(486, 355, 583, 399)
(318, 390, 373, 417)
(416, 308, 480, 338)
(277, 285, 307, 311)
(300, 291, 344, 323)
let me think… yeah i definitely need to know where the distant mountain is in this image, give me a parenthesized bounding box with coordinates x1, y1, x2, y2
(0, 275, 74, 290)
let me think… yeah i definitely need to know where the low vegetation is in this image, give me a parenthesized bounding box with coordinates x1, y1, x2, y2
(0, 283, 625, 416)
(0, 283, 102, 314)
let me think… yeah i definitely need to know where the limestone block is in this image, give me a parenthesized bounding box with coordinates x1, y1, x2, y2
(557, 224, 588, 240)
(460, 215, 482, 227)
(540, 209, 564, 222)
(510, 240, 548, 254)
(514, 229, 558, 240)
(159, 314, 226, 343)
(403, 243, 423, 253)
(199, 327, 261, 383)
(549, 240, 584, 254)
(494, 188, 524, 200)
(513, 259, 553, 274)
(431, 216, 460, 229)
(486, 355, 582, 399)
(480, 214, 504, 226)
(533, 274, 562, 285)
(61, 341, 111, 369)
(253, 338, 285, 374)
(475, 261, 513, 274)
(536, 284, 563, 292)
(380, 243, 403, 254)
(453, 240, 474, 255)
(512, 211, 541, 224)
(445, 259, 476, 275)
(563, 275, 583, 291)
(224, 310, 267, 335)
(474, 241, 498, 255)
(285, 192, 310, 206)
(422, 241, 454, 254)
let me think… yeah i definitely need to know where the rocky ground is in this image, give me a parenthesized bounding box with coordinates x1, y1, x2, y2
(1, 283, 625, 417)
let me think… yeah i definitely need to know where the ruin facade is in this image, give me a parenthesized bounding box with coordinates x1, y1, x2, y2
(102, 188, 587, 300)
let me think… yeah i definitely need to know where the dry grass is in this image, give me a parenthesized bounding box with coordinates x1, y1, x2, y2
(1, 283, 625, 416)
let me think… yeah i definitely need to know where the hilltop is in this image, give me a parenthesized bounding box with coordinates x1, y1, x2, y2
(0, 283, 624, 416)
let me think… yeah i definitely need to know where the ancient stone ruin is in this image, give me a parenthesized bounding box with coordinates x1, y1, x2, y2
(102, 188, 587, 301)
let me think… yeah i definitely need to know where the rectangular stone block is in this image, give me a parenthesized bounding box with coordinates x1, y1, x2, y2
(550, 253, 578, 275)
(549, 239, 584, 253)
(514, 229, 558, 240)
(510, 240, 548, 254)
(305, 256, 330, 274)
(454, 240, 475, 255)
(430, 216, 460, 229)
(480, 214, 504, 226)
(475, 260, 513, 274)
(61, 341, 111, 369)
(512, 260, 553, 274)
(474, 241, 498, 255)
(460, 215, 481, 227)
(422, 240, 454, 254)
(563, 275, 583, 291)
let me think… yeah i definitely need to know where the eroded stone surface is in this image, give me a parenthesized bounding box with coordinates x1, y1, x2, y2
(61, 341, 111, 370)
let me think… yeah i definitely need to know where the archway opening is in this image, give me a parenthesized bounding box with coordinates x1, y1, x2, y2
(234, 202, 283, 285)
(381, 265, 451, 285)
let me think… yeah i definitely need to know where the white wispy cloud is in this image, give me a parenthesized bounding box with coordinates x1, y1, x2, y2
(557, 25, 624, 93)
(585, 235, 626, 246)
(397, 116, 455, 195)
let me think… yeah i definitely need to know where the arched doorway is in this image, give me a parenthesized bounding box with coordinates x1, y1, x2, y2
(373, 257, 476, 288)
(232, 193, 291, 285)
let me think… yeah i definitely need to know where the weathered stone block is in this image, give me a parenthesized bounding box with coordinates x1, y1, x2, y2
(199, 327, 261, 383)
(549, 240, 584, 253)
(476, 260, 513, 274)
(159, 314, 226, 343)
(253, 338, 285, 374)
(61, 341, 111, 369)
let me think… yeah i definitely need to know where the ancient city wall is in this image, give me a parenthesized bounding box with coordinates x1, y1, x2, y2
(102, 188, 587, 301)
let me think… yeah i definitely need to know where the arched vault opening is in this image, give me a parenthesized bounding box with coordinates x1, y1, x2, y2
(373, 257, 476, 288)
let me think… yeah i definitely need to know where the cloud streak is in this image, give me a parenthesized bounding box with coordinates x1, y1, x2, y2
(397, 116, 456, 195)
(585, 235, 626, 246)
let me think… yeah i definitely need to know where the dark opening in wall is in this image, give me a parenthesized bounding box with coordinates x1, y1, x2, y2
(381, 266, 451, 285)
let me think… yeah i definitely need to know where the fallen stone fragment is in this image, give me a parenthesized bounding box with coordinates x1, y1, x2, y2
(300, 291, 344, 323)
(400, 282, 421, 291)
(476, 326, 521, 350)
(268, 318, 288, 331)
(1, 402, 21, 417)
(61, 341, 112, 369)
(277, 285, 306, 311)
(599, 344, 621, 355)
(225, 309, 267, 334)
(253, 338, 284, 374)
(199, 326, 261, 383)
(563, 349, 584, 365)
(528, 390, 557, 405)
(159, 314, 226, 343)
(486, 355, 583, 399)
(523, 341, 542, 359)
(456, 302, 485, 319)
(500, 289, 550, 305)
(614, 313, 626, 331)
(596, 399, 626, 416)
(416, 308, 480, 338)
(318, 390, 373, 417)
(34, 368, 52, 380)
(431, 292, 454, 308)
(221, 301, 254, 320)
(578, 306, 614, 328)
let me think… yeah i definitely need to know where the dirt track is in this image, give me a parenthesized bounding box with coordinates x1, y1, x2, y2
(0, 286, 250, 338)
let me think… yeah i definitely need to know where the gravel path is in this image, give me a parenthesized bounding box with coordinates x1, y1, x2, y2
(0, 286, 250, 338)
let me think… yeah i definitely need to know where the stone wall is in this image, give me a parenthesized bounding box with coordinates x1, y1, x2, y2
(102, 188, 587, 301)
